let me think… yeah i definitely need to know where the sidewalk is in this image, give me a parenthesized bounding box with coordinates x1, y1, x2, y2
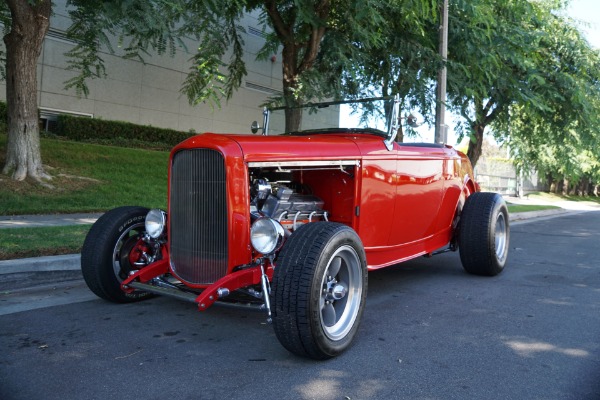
(505, 195, 600, 212)
(0, 213, 103, 229)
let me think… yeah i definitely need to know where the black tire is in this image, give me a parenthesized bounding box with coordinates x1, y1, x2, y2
(271, 222, 368, 360)
(458, 192, 509, 276)
(81, 206, 154, 303)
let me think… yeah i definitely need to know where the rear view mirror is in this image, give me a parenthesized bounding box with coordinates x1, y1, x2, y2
(406, 114, 419, 128)
(251, 121, 260, 134)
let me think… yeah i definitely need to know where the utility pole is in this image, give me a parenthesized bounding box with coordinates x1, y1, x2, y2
(434, 0, 449, 144)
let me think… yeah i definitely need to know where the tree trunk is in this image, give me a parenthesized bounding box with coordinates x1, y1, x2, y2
(2, 0, 51, 182)
(281, 69, 302, 132)
(581, 177, 589, 196)
(561, 179, 568, 196)
(546, 173, 554, 192)
(264, 1, 329, 133)
(284, 107, 302, 132)
(280, 43, 302, 132)
(466, 123, 485, 168)
(396, 124, 404, 143)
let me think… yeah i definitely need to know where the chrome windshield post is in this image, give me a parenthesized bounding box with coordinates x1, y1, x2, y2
(262, 107, 270, 136)
(383, 95, 401, 151)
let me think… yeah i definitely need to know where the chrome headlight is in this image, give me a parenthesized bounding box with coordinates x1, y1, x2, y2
(145, 209, 166, 239)
(251, 218, 285, 255)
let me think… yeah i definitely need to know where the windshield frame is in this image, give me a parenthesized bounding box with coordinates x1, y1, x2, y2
(257, 96, 401, 149)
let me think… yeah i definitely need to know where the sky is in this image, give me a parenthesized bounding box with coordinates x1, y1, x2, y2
(407, 0, 600, 144)
(567, 0, 600, 48)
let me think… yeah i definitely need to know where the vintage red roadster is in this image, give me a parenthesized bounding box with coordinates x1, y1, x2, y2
(81, 97, 509, 359)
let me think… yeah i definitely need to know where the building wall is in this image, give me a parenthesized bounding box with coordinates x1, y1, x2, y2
(0, 1, 284, 135)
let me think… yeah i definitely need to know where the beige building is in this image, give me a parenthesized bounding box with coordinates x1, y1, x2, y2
(0, 1, 284, 135)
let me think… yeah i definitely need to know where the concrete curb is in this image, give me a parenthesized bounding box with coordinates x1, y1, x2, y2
(509, 208, 570, 222)
(0, 254, 82, 292)
(0, 254, 81, 274)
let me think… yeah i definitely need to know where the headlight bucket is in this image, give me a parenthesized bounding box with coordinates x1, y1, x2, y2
(250, 217, 285, 255)
(145, 209, 166, 239)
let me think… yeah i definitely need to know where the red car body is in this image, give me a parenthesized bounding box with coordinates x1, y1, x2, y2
(82, 99, 508, 360)
(173, 132, 476, 272)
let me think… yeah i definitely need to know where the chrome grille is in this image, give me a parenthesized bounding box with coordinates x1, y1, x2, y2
(170, 149, 228, 284)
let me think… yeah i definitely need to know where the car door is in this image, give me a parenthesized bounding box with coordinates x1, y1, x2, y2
(389, 143, 446, 246)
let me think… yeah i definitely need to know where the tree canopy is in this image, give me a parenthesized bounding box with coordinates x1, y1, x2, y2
(446, 0, 600, 173)
(450, 0, 600, 193)
(1, 0, 599, 193)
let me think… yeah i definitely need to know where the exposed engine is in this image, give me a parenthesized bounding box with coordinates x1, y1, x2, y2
(250, 177, 328, 231)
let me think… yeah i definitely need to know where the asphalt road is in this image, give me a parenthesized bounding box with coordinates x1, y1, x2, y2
(1, 211, 599, 400)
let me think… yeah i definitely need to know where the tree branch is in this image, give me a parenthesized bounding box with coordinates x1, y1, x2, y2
(298, 0, 330, 74)
(264, 0, 292, 44)
(481, 94, 506, 126)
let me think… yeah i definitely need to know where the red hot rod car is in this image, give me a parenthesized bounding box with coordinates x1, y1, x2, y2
(81, 97, 509, 359)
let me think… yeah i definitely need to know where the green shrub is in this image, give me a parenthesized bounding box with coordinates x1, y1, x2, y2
(0, 101, 7, 134)
(56, 114, 193, 148)
(0, 101, 7, 122)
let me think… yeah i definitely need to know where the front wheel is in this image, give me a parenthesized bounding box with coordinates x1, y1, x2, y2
(271, 222, 368, 360)
(458, 192, 510, 276)
(81, 206, 156, 303)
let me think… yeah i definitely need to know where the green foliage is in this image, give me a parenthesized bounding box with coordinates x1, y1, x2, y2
(56, 114, 192, 149)
(2, 0, 598, 192)
(434, 0, 600, 176)
(65, 0, 248, 105)
(502, 106, 600, 192)
(490, 1, 600, 192)
(0, 101, 7, 122)
(0, 101, 7, 134)
(335, 0, 440, 127)
(447, 0, 545, 138)
(250, 0, 392, 108)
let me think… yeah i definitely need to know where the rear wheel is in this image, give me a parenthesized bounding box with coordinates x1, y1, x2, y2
(458, 192, 509, 276)
(81, 206, 156, 302)
(272, 222, 367, 360)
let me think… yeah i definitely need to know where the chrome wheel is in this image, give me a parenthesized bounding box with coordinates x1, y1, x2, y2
(458, 192, 510, 276)
(319, 245, 363, 341)
(272, 222, 368, 359)
(112, 222, 147, 282)
(495, 212, 508, 262)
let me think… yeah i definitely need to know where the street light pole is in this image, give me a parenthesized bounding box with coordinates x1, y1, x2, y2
(434, 0, 449, 144)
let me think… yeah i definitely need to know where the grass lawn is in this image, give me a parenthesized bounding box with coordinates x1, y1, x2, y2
(0, 133, 168, 215)
(507, 204, 560, 213)
(526, 191, 600, 205)
(0, 224, 91, 260)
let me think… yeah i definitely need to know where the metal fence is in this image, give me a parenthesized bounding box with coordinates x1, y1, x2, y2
(475, 159, 547, 196)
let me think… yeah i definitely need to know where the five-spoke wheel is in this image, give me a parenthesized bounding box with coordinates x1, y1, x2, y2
(272, 222, 367, 360)
(319, 245, 362, 341)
